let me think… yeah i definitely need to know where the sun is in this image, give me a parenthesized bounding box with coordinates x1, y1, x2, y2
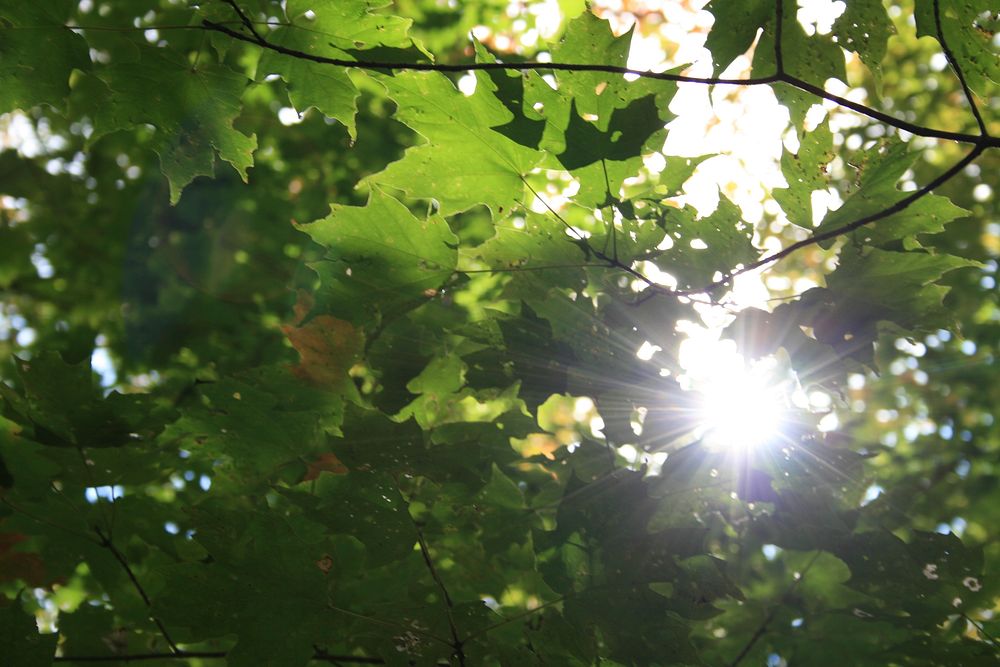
(697, 363, 786, 451)
(678, 332, 788, 451)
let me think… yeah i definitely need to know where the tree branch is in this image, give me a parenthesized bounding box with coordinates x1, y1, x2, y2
(200, 18, 998, 148)
(688, 141, 988, 296)
(518, 183, 675, 298)
(219, 0, 264, 42)
(52, 650, 406, 664)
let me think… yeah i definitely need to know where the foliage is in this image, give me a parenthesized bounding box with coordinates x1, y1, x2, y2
(0, 1, 997, 665)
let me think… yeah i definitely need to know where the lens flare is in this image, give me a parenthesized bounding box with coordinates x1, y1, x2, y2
(678, 332, 787, 451)
(697, 365, 785, 450)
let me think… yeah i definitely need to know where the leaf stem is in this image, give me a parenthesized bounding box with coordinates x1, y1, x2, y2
(93, 526, 180, 654)
(729, 551, 821, 666)
(932, 0, 988, 136)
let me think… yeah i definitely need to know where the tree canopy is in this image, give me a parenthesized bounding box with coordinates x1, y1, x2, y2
(0, 0, 998, 665)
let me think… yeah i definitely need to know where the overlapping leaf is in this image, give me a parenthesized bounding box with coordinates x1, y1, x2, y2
(72, 50, 257, 203)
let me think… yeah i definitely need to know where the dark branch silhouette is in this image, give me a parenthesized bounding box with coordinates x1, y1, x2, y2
(693, 142, 989, 295)
(93, 526, 180, 654)
(401, 483, 466, 667)
(199, 18, 998, 149)
(198, 2, 998, 302)
(52, 650, 410, 664)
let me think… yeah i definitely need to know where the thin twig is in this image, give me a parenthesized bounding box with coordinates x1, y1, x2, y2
(961, 612, 1000, 648)
(1, 497, 102, 544)
(729, 551, 822, 666)
(688, 142, 988, 295)
(54, 651, 227, 663)
(932, 0, 987, 135)
(52, 650, 402, 664)
(463, 596, 568, 641)
(93, 526, 180, 654)
(519, 183, 673, 297)
(325, 602, 452, 647)
(778, 74, 993, 147)
(220, 0, 264, 42)
(411, 522, 465, 666)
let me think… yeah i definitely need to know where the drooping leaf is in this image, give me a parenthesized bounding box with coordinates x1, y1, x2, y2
(73, 51, 257, 203)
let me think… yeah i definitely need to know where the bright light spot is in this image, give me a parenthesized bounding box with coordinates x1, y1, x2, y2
(91, 347, 117, 387)
(457, 73, 477, 96)
(636, 340, 662, 361)
(84, 485, 124, 504)
(680, 332, 787, 451)
(860, 483, 883, 506)
(697, 361, 786, 450)
(277, 107, 302, 126)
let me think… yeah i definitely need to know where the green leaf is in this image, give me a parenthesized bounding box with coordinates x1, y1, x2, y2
(258, 0, 416, 138)
(474, 41, 547, 150)
(479, 463, 525, 509)
(475, 211, 587, 283)
(651, 198, 758, 290)
(73, 51, 257, 203)
(774, 121, 834, 228)
(752, 9, 847, 84)
(300, 188, 458, 325)
(806, 246, 979, 349)
(0, 6, 89, 113)
(365, 70, 542, 216)
(160, 372, 331, 479)
(556, 96, 663, 171)
(280, 471, 414, 567)
(657, 155, 710, 196)
(914, 0, 999, 95)
(705, 0, 773, 73)
(154, 507, 338, 667)
(815, 141, 970, 246)
(832, 0, 895, 90)
(549, 12, 636, 117)
(0, 597, 56, 667)
(0, 353, 169, 448)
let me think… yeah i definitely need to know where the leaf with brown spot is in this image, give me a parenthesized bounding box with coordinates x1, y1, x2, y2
(282, 291, 363, 390)
(304, 452, 349, 480)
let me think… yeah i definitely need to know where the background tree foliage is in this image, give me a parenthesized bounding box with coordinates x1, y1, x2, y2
(0, 0, 997, 665)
